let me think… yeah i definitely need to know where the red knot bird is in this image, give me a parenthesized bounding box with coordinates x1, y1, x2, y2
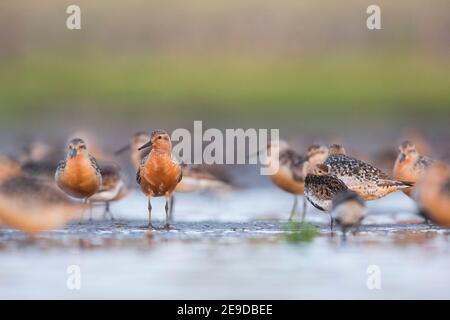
(55, 138, 102, 221)
(416, 162, 450, 227)
(393, 140, 434, 198)
(136, 130, 183, 229)
(263, 139, 309, 221)
(0, 175, 85, 234)
(118, 131, 233, 223)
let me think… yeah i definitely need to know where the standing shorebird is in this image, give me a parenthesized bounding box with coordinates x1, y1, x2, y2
(304, 164, 349, 229)
(90, 161, 129, 220)
(136, 130, 182, 229)
(117, 131, 233, 222)
(416, 163, 450, 227)
(324, 144, 413, 201)
(393, 140, 434, 197)
(0, 175, 85, 234)
(263, 140, 309, 221)
(331, 190, 366, 239)
(55, 138, 102, 220)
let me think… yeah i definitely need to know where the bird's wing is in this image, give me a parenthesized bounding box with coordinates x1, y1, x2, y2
(88, 155, 102, 176)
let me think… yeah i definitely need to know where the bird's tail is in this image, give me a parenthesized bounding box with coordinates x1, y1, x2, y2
(378, 179, 414, 188)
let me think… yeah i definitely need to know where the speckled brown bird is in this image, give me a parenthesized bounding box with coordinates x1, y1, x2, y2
(263, 139, 309, 221)
(305, 164, 349, 211)
(136, 130, 182, 229)
(90, 161, 129, 220)
(393, 140, 434, 197)
(324, 144, 413, 201)
(331, 190, 366, 239)
(55, 138, 102, 202)
(0, 175, 84, 234)
(416, 162, 450, 227)
(305, 164, 349, 229)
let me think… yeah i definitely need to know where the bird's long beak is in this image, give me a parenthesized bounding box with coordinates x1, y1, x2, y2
(138, 140, 153, 151)
(69, 148, 77, 158)
(114, 144, 131, 155)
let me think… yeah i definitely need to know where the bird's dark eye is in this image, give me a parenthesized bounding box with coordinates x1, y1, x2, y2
(158, 136, 162, 139)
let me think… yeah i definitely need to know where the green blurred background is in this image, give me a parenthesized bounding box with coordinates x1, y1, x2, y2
(0, 0, 449, 132)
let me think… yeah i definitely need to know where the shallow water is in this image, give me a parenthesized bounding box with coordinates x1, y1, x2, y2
(0, 188, 449, 299)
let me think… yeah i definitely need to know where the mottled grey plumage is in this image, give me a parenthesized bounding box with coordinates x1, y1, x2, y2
(305, 173, 349, 211)
(325, 154, 413, 200)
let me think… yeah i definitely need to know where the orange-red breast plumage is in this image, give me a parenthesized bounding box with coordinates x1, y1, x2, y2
(136, 130, 182, 229)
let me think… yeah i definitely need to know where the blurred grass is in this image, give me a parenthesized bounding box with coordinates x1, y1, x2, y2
(1, 52, 449, 120)
(283, 222, 318, 243)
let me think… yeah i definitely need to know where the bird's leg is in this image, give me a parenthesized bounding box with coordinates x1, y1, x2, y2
(102, 202, 115, 221)
(169, 195, 175, 223)
(342, 228, 347, 242)
(164, 197, 171, 230)
(329, 214, 334, 232)
(288, 195, 298, 221)
(300, 197, 307, 223)
(88, 200, 93, 222)
(79, 198, 88, 224)
(147, 198, 154, 229)
(355, 223, 361, 235)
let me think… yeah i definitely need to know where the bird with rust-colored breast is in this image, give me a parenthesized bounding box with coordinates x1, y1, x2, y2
(117, 131, 233, 223)
(136, 130, 182, 229)
(416, 162, 450, 227)
(393, 140, 434, 198)
(324, 144, 413, 201)
(262, 139, 309, 221)
(55, 138, 102, 214)
(0, 174, 85, 234)
(305, 163, 349, 229)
